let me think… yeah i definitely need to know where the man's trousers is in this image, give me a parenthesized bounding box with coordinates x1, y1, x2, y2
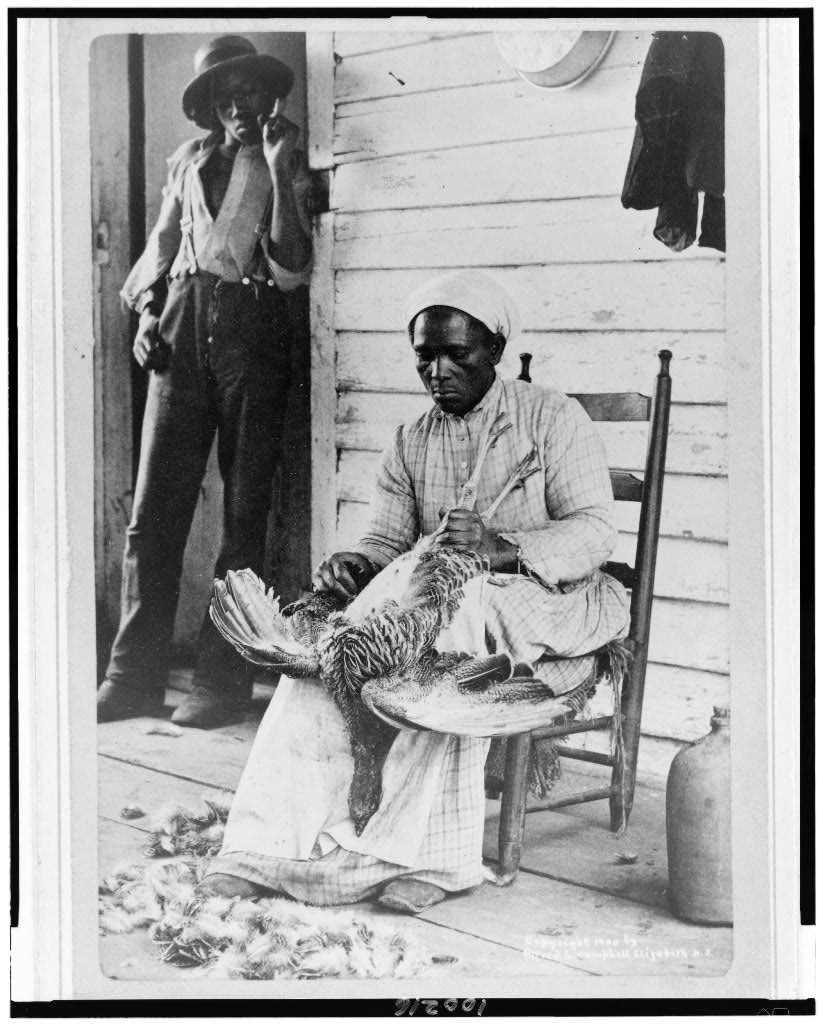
(104, 271, 293, 698)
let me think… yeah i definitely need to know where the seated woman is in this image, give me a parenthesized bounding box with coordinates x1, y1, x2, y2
(202, 270, 630, 914)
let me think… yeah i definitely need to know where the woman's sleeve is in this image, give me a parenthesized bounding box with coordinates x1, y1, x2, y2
(350, 426, 419, 569)
(499, 398, 618, 584)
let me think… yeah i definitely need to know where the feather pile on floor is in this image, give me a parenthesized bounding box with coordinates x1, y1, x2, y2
(99, 797, 431, 979)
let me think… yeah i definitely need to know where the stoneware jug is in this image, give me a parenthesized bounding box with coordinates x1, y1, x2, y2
(666, 705, 732, 924)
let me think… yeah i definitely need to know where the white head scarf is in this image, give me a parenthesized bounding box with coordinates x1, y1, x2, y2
(404, 269, 522, 342)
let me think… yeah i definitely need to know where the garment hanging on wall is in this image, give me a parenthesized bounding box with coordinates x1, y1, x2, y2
(621, 31, 725, 253)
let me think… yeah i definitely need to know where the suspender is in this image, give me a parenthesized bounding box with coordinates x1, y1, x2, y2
(179, 166, 198, 275)
(249, 188, 275, 280)
(178, 154, 276, 285)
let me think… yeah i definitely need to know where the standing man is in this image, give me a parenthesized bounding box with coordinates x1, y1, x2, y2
(97, 36, 312, 728)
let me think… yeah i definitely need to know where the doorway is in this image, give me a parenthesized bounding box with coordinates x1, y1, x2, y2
(90, 31, 311, 679)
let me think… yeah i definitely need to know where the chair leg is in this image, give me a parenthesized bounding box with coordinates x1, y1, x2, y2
(610, 744, 630, 832)
(609, 659, 645, 831)
(497, 733, 531, 883)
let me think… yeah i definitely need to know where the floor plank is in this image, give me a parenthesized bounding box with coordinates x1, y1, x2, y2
(97, 712, 259, 791)
(98, 814, 151, 877)
(99, 758, 235, 830)
(100, 723, 669, 913)
(97, 698, 732, 982)
(100, 749, 671, 913)
(418, 869, 732, 977)
(96, 681, 277, 790)
(483, 770, 670, 911)
(98, 813, 585, 981)
(98, 819, 185, 981)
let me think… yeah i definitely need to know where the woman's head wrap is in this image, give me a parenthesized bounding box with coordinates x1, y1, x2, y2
(404, 270, 522, 342)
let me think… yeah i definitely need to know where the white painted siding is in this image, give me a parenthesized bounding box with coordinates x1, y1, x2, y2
(323, 30, 728, 756)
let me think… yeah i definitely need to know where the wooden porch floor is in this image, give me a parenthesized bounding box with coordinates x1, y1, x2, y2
(98, 673, 733, 982)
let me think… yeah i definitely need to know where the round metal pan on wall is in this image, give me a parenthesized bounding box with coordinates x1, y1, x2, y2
(494, 30, 616, 90)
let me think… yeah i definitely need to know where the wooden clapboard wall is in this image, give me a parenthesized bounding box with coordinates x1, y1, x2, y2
(321, 29, 728, 774)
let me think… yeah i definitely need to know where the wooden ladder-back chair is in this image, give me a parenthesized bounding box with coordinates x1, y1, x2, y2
(496, 349, 673, 882)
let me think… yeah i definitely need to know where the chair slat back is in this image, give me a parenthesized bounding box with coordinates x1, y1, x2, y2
(516, 350, 673, 640)
(570, 393, 652, 422)
(500, 350, 673, 846)
(609, 470, 644, 503)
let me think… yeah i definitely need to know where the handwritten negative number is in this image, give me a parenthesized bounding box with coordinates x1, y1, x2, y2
(395, 1000, 486, 1016)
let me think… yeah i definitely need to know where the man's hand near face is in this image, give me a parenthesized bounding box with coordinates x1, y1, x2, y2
(433, 508, 519, 571)
(257, 97, 312, 273)
(258, 97, 300, 183)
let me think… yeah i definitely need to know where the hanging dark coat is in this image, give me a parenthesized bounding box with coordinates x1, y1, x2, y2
(621, 32, 725, 253)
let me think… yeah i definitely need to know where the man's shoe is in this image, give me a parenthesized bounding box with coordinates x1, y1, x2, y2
(97, 680, 164, 723)
(376, 878, 446, 915)
(170, 685, 249, 729)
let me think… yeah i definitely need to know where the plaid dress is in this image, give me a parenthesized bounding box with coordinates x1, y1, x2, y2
(208, 375, 629, 902)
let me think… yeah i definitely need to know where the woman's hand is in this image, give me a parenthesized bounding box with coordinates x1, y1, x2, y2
(259, 98, 300, 184)
(312, 552, 376, 601)
(132, 310, 169, 371)
(432, 508, 518, 571)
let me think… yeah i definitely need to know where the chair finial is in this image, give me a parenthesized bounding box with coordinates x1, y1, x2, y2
(658, 349, 672, 377)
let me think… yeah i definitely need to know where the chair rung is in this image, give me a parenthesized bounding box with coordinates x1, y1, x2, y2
(525, 785, 616, 814)
(557, 746, 616, 767)
(531, 715, 613, 740)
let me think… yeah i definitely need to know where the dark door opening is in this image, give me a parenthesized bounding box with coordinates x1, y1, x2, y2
(91, 30, 311, 679)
